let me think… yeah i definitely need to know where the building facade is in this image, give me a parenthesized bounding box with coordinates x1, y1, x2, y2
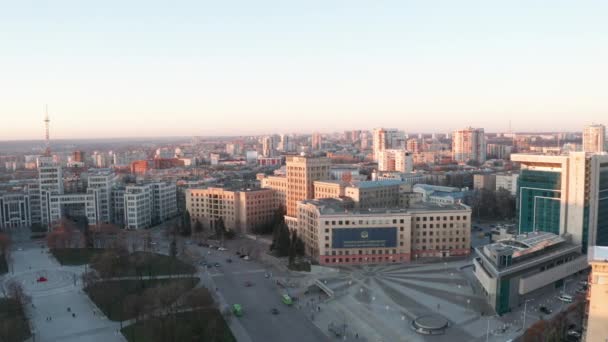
(377, 149, 413, 173)
(452, 127, 486, 163)
(585, 246, 608, 341)
(285, 156, 331, 218)
(583, 124, 606, 153)
(296, 199, 471, 265)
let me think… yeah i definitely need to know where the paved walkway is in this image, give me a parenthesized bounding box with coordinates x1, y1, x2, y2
(1, 244, 125, 342)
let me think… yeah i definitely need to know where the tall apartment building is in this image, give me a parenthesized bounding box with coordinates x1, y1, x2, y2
(311, 132, 322, 150)
(372, 128, 405, 161)
(583, 124, 606, 153)
(296, 198, 471, 265)
(262, 136, 276, 157)
(473, 173, 496, 191)
(495, 173, 519, 195)
(185, 187, 275, 233)
(286, 155, 331, 218)
(377, 149, 413, 173)
(279, 134, 291, 152)
(406, 138, 420, 153)
(585, 246, 608, 341)
(486, 144, 512, 160)
(452, 127, 486, 163)
(512, 152, 608, 252)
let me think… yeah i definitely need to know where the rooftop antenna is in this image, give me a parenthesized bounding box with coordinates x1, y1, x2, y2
(44, 105, 51, 156)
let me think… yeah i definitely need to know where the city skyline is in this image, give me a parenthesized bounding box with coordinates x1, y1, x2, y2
(2, 1, 608, 139)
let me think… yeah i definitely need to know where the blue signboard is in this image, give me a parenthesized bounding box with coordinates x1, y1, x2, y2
(332, 227, 397, 249)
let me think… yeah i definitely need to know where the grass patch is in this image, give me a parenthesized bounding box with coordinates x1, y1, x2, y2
(0, 254, 7, 275)
(0, 298, 31, 341)
(121, 308, 235, 342)
(93, 251, 196, 278)
(51, 248, 105, 265)
(85, 277, 199, 321)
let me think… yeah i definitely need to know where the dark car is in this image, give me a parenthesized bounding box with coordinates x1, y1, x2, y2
(226, 258, 233, 263)
(244, 281, 253, 287)
(270, 308, 279, 315)
(539, 306, 552, 315)
(206, 264, 213, 269)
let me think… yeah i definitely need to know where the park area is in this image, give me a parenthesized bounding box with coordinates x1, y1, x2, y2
(0, 298, 31, 342)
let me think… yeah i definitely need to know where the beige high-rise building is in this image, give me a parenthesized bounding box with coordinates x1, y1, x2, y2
(377, 149, 413, 173)
(311, 132, 322, 150)
(286, 155, 330, 217)
(372, 128, 404, 161)
(585, 246, 608, 341)
(452, 127, 486, 163)
(259, 174, 287, 209)
(583, 124, 606, 153)
(406, 138, 420, 153)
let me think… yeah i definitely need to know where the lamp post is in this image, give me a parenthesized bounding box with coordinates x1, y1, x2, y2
(485, 315, 499, 342)
(522, 298, 534, 332)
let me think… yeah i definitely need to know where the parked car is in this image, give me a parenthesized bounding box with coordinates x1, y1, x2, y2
(575, 287, 586, 294)
(578, 280, 588, 287)
(218, 247, 228, 251)
(214, 262, 220, 267)
(270, 308, 279, 315)
(226, 258, 233, 263)
(558, 294, 573, 303)
(539, 306, 552, 315)
(244, 281, 253, 287)
(244, 255, 250, 260)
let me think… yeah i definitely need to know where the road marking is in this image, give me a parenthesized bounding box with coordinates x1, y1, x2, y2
(211, 269, 266, 277)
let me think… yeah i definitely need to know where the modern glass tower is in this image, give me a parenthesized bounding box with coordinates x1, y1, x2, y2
(512, 152, 608, 253)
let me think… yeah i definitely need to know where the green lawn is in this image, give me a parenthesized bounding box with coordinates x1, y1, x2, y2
(85, 277, 199, 321)
(0, 254, 7, 275)
(121, 309, 235, 342)
(0, 298, 31, 341)
(51, 248, 105, 265)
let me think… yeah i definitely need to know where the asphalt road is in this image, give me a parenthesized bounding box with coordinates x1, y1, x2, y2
(195, 245, 329, 342)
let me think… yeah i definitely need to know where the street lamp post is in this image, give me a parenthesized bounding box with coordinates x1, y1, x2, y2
(522, 298, 534, 331)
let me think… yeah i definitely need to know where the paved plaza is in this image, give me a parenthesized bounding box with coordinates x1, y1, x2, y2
(1, 241, 124, 342)
(301, 259, 579, 342)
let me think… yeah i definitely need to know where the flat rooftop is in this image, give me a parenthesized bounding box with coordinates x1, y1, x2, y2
(300, 198, 469, 216)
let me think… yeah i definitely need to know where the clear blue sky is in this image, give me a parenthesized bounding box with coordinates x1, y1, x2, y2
(1, 0, 607, 139)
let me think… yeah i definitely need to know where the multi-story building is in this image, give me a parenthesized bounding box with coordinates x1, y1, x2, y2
(512, 152, 608, 252)
(313, 181, 346, 199)
(344, 180, 416, 209)
(413, 184, 468, 205)
(372, 128, 405, 161)
(585, 246, 608, 341)
(262, 136, 276, 157)
(311, 132, 322, 150)
(285, 155, 331, 218)
(452, 127, 486, 163)
(373, 171, 426, 186)
(185, 187, 275, 233)
(124, 184, 152, 229)
(48, 192, 98, 225)
(87, 169, 117, 224)
(259, 174, 287, 210)
(377, 149, 413, 173)
(495, 173, 519, 195)
(0, 192, 31, 229)
(296, 198, 471, 265)
(486, 143, 513, 160)
(37, 156, 63, 227)
(150, 182, 177, 224)
(474, 232, 587, 315)
(406, 138, 420, 153)
(473, 173, 496, 191)
(583, 124, 606, 153)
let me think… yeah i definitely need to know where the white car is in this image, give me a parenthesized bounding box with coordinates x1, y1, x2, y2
(218, 247, 227, 251)
(558, 294, 573, 303)
(243, 255, 250, 261)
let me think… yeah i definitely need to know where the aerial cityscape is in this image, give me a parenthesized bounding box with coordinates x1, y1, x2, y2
(1, 2, 608, 342)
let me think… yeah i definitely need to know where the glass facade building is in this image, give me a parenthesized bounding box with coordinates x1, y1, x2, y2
(518, 170, 561, 235)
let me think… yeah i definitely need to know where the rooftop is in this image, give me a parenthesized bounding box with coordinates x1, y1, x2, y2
(299, 198, 469, 216)
(350, 180, 404, 189)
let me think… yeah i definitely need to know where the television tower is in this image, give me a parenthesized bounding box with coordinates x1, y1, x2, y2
(44, 105, 51, 156)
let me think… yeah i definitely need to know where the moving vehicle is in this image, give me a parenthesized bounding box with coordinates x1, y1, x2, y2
(218, 247, 228, 251)
(539, 306, 552, 315)
(281, 294, 293, 305)
(558, 294, 573, 303)
(214, 262, 220, 267)
(232, 304, 243, 317)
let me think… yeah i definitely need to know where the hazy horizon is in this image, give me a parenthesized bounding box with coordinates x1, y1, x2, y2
(2, 1, 607, 140)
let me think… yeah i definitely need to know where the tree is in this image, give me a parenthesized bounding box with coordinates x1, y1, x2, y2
(275, 223, 291, 257)
(82, 216, 92, 249)
(0, 233, 11, 266)
(194, 220, 203, 234)
(181, 210, 192, 235)
(169, 236, 177, 259)
(288, 230, 297, 265)
(215, 217, 226, 242)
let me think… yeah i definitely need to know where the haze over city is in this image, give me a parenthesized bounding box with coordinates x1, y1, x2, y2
(2, 1, 608, 139)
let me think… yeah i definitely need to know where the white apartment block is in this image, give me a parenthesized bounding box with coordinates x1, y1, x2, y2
(372, 128, 405, 161)
(150, 182, 177, 224)
(87, 169, 117, 223)
(495, 173, 519, 195)
(124, 184, 153, 229)
(0, 193, 31, 229)
(48, 193, 98, 225)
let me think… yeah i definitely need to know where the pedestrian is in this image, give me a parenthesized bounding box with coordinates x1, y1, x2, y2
(72, 313, 75, 318)
(356, 333, 359, 339)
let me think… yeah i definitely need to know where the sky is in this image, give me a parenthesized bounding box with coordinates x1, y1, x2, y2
(1, 0, 607, 140)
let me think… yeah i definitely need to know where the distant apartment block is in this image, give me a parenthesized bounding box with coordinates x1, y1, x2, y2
(452, 127, 486, 163)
